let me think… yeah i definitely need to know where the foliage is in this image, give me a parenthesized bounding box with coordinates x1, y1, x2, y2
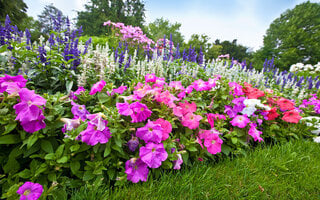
(255, 1, 320, 70)
(145, 17, 184, 46)
(215, 39, 252, 62)
(76, 0, 146, 36)
(0, 0, 28, 30)
(37, 4, 67, 35)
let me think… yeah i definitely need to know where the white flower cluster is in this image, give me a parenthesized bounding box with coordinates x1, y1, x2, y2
(289, 62, 320, 74)
(241, 99, 270, 117)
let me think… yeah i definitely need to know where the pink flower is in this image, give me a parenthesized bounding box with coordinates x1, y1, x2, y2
(155, 90, 178, 108)
(229, 82, 244, 96)
(173, 154, 183, 170)
(17, 182, 43, 200)
(76, 122, 111, 146)
(136, 120, 163, 143)
(0, 74, 27, 94)
(248, 123, 263, 142)
(13, 88, 47, 133)
(125, 158, 149, 183)
(70, 86, 86, 100)
(130, 102, 152, 123)
(282, 110, 302, 123)
(153, 77, 167, 88)
(154, 118, 172, 140)
(116, 102, 133, 116)
(89, 80, 106, 95)
(133, 84, 151, 99)
(179, 101, 197, 114)
(112, 86, 127, 95)
(192, 79, 210, 91)
(86, 113, 107, 131)
(207, 113, 226, 128)
(139, 142, 168, 168)
(169, 81, 184, 91)
(181, 113, 203, 129)
(145, 73, 156, 83)
(230, 115, 250, 128)
(71, 101, 90, 121)
(61, 118, 81, 133)
(199, 129, 223, 155)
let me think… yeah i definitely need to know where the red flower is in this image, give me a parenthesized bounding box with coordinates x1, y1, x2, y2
(243, 83, 265, 99)
(266, 107, 279, 120)
(282, 110, 302, 123)
(277, 97, 295, 111)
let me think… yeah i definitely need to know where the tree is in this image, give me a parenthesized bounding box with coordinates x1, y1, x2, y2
(0, 0, 28, 29)
(76, 0, 146, 36)
(256, 1, 320, 70)
(218, 39, 251, 62)
(37, 4, 67, 35)
(146, 18, 184, 45)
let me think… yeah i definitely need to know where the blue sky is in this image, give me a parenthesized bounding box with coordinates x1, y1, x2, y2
(24, 0, 317, 50)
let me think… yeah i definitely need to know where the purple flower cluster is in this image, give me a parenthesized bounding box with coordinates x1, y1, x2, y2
(300, 94, 320, 114)
(13, 88, 46, 133)
(116, 101, 152, 123)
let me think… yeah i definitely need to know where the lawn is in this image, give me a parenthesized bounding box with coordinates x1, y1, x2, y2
(70, 139, 320, 200)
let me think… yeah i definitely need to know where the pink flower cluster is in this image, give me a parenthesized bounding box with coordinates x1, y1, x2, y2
(116, 101, 152, 123)
(0, 74, 27, 95)
(173, 101, 202, 129)
(103, 21, 154, 47)
(17, 181, 43, 200)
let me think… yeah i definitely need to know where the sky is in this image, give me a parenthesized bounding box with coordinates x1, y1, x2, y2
(24, 0, 319, 51)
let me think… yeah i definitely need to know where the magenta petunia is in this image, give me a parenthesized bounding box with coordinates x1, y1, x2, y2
(112, 85, 127, 95)
(20, 114, 46, 133)
(129, 102, 152, 123)
(61, 118, 81, 133)
(181, 113, 203, 130)
(173, 154, 183, 170)
(136, 120, 163, 143)
(76, 122, 111, 146)
(125, 158, 149, 183)
(230, 115, 250, 128)
(71, 101, 90, 121)
(145, 73, 156, 83)
(155, 90, 178, 108)
(248, 123, 264, 142)
(229, 82, 244, 96)
(0, 74, 27, 94)
(70, 86, 86, 100)
(154, 118, 172, 141)
(169, 81, 184, 91)
(86, 113, 107, 131)
(116, 102, 133, 116)
(139, 142, 168, 168)
(207, 113, 226, 128)
(199, 129, 223, 155)
(89, 80, 106, 95)
(16, 181, 43, 200)
(224, 105, 237, 118)
(192, 79, 210, 91)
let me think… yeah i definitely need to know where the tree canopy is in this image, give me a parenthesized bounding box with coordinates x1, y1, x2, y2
(146, 17, 184, 46)
(0, 0, 28, 29)
(256, 1, 320, 70)
(37, 4, 67, 35)
(76, 0, 146, 36)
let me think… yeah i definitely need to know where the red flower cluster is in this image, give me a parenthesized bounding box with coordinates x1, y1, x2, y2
(243, 82, 265, 99)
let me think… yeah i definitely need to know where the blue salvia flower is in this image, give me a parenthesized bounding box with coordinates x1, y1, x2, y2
(263, 58, 268, 71)
(296, 77, 304, 87)
(316, 81, 320, 89)
(169, 33, 173, 59)
(308, 80, 313, 90)
(182, 49, 187, 61)
(114, 47, 119, 62)
(197, 46, 204, 65)
(174, 43, 180, 59)
(83, 37, 92, 55)
(48, 33, 55, 48)
(124, 55, 131, 72)
(118, 51, 125, 68)
(37, 45, 47, 64)
(25, 28, 31, 45)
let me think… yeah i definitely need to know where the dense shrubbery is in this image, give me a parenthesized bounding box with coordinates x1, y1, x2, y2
(1, 16, 320, 200)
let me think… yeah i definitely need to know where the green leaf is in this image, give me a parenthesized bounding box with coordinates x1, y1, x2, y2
(104, 142, 111, 157)
(83, 171, 95, 181)
(3, 123, 17, 135)
(51, 188, 67, 200)
(48, 173, 57, 181)
(0, 134, 21, 144)
(231, 137, 238, 144)
(221, 144, 232, 156)
(187, 146, 198, 152)
(18, 169, 32, 179)
(57, 156, 68, 163)
(70, 161, 80, 175)
(55, 144, 65, 158)
(66, 80, 73, 93)
(97, 93, 109, 103)
(44, 153, 55, 160)
(27, 134, 38, 149)
(70, 144, 80, 152)
(41, 140, 54, 153)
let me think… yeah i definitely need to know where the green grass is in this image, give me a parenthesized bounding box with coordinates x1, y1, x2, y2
(69, 140, 320, 200)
